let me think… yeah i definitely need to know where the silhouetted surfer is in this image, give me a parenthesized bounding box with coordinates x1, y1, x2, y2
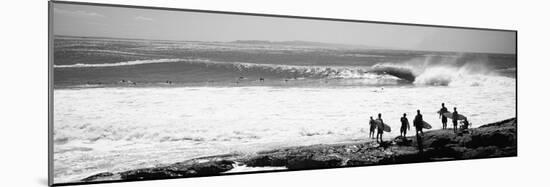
(376, 113, 384, 143)
(259, 77, 264, 82)
(400, 113, 410, 137)
(461, 118, 470, 131)
(452, 107, 459, 132)
(413, 110, 424, 136)
(439, 103, 448, 129)
(369, 116, 376, 139)
(413, 110, 424, 153)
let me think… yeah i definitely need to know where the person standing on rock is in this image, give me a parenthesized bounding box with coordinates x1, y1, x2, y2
(369, 116, 376, 139)
(400, 113, 410, 138)
(461, 118, 470, 131)
(413, 110, 424, 136)
(452, 107, 459, 133)
(439, 103, 448, 129)
(376, 113, 384, 143)
(413, 110, 424, 153)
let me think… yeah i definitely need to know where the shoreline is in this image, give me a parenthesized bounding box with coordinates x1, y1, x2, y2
(79, 117, 517, 183)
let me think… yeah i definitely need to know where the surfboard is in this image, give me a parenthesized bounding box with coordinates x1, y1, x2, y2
(374, 119, 391, 132)
(422, 121, 432, 129)
(442, 112, 466, 120)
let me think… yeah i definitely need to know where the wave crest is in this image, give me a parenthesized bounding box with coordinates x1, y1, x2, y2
(55, 58, 513, 87)
(55, 58, 410, 84)
(54, 58, 187, 68)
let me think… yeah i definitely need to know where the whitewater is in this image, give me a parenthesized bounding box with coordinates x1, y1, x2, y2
(52, 36, 516, 183)
(53, 76, 515, 183)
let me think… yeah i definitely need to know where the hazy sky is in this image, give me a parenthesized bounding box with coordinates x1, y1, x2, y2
(53, 3, 516, 54)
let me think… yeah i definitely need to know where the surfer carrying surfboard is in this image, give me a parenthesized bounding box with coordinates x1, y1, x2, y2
(413, 110, 424, 136)
(400, 113, 410, 137)
(376, 113, 384, 143)
(369, 116, 376, 139)
(413, 110, 425, 153)
(439, 103, 449, 129)
(452, 107, 459, 133)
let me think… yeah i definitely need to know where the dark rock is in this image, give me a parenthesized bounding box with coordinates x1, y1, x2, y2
(479, 118, 516, 128)
(426, 146, 460, 158)
(481, 131, 514, 147)
(185, 169, 197, 175)
(189, 160, 234, 176)
(110, 160, 234, 181)
(345, 158, 375, 166)
(119, 167, 184, 180)
(429, 137, 453, 148)
(244, 155, 287, 167)
(379, 153, 428, 164)
(378, 141, 393, 149)
(462, 146, 500, 158)
(394, 136, 412, 146)
(467, 127, 516, 148)
(287, 154, 343, 170)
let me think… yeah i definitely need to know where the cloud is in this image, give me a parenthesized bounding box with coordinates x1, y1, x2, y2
(135, 16, 154, 21)
(54, 8, 105, 18)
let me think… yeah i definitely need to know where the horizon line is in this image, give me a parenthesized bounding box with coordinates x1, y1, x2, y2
(53, 34, 516, 55)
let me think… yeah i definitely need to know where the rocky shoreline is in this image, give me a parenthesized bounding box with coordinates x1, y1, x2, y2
(81, 118, 516, 183)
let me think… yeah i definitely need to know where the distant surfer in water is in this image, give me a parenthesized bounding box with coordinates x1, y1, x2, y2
(400, 113, 410, 137)
(413, 110, 424, 136)
(439, 103, 448, 129)
(259, 77, 264, 82)
(369, 116, 376, 139)
(376, 113, 384, 143)
(452, 107, 459, 133)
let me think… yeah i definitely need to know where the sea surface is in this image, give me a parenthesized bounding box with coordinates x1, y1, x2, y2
(53, 36, 516, 183)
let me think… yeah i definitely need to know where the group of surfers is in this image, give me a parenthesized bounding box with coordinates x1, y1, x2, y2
(368, 103, 471, 143)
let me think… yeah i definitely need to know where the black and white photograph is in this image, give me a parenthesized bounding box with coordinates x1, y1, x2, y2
(50, 1, 516, 185)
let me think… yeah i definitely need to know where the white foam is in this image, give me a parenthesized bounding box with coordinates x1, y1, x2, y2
(54, 58, 188, 68)
(53, 81, 516, 182)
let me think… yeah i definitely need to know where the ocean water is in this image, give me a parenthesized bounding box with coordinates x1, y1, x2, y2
(53, 36, 516, 183)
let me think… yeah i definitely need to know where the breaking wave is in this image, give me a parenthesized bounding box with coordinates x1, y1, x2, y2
(54, 57, 514, 87)
(54, 58, 187, 68)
